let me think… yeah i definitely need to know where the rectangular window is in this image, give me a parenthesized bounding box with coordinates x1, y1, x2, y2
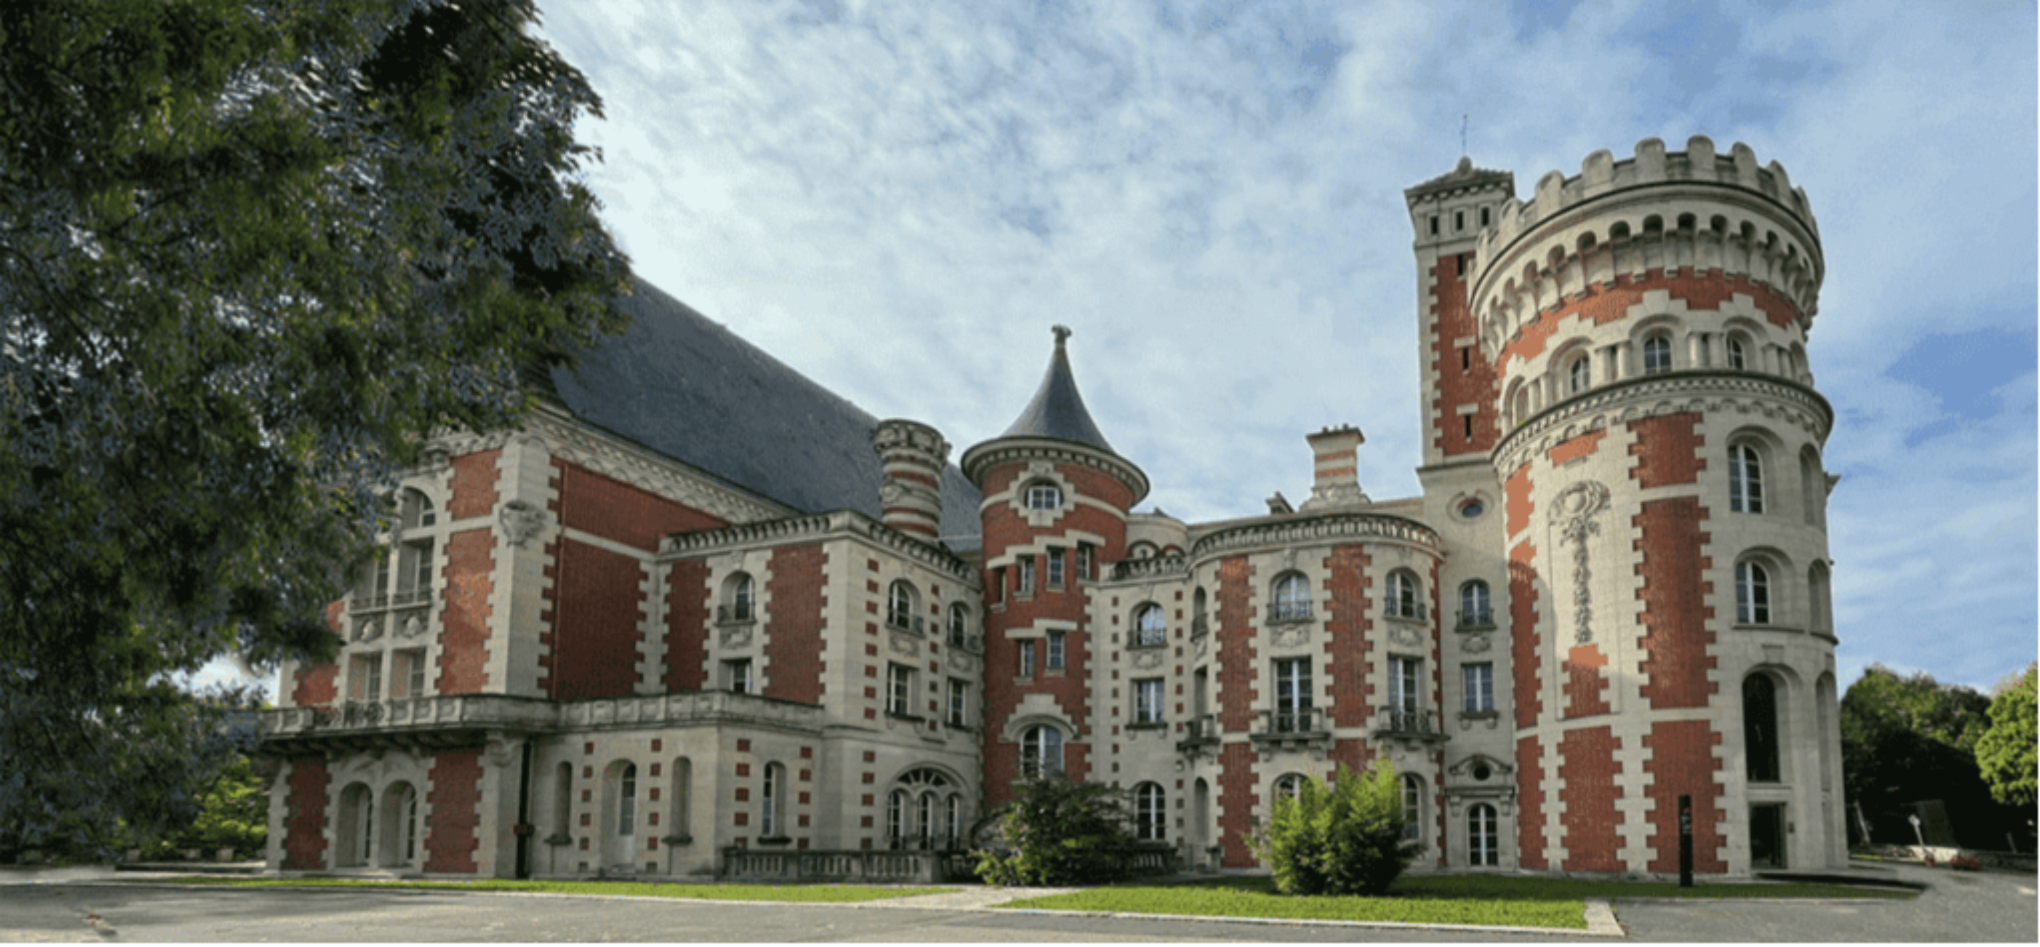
(1455, 252, 1466, 276)
(725, 659, 753, 695)
(1077, 544, 1093, 580)
(1019, 640, 1035, 678)
(390, 649, 427, 699)
(1274, 658, 1311, 731)
(1390, 657, 1420, 713)
(1046, 631, 1065, 671)
(1480, 206, 1490, 227)
(1463, 663, 1494, 713)
(373, 556, 391, 606)
(1460, 346, 1469, 371)
(947, 679, 968, 727)
(887, 663, 913, 716)
(1454, 209, 1465, 231)
(348, 653, 382, 702)
(1017, 556, 1035, 596)
(993, 567, 1006, 603)
(1134, 679, 1164, 724)
(1463, 415, 1473, 441)
(1047, 549, 1065, 589)
(1429, 215, 1439, 235)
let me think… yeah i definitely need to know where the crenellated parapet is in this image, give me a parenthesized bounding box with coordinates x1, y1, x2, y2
(1469, 136, 1824, 359)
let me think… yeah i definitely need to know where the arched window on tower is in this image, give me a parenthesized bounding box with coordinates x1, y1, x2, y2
(1730, 443, 1765, 513)
(1736, 560, 1772, 624)
(1725, 334, 1749, 371)
(1643, 334, 1673, 375)
(1385, 571, 1421, 620)
(1568, 355, 1591, 394)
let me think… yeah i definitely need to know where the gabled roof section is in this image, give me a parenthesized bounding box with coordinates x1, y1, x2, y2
(543, 279, 983, 549)
(998, 325, 1114, 451)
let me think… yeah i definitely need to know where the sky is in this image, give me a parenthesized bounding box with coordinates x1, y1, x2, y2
(504, 0, 2040, 695)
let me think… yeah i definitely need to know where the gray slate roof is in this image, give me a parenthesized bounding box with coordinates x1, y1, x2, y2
(545, 280, 982, 549)
(997, 327, 1115, 451)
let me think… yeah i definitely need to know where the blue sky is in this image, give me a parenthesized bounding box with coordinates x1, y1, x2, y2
(516, 0, 2037, 694)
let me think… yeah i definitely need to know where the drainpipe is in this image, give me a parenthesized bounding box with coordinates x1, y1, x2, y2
(515, 740, 532, 879)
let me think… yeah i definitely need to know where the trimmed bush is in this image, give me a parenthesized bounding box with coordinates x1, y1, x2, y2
(975, 775, 1138, 886)
(1251, 761, 1420, 896)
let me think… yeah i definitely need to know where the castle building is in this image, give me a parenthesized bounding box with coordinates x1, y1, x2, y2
(262, 136, 1846, 880)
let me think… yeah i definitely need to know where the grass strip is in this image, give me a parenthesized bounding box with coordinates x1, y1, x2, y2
(1391, 874, 1918, 902)
(146, 877, 947, 902)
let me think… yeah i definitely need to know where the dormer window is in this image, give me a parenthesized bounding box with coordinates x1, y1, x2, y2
(1025, 483, 1062, 511)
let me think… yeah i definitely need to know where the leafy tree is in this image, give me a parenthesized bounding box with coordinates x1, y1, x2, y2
(1252, 761, 1419, 896)
(1975, 664, 2037, 807)
(138, 755, 269, 861)
(0, 0, 628, 856)
(976, 775, 1138, 886)
(1840, 665, 2020, 849)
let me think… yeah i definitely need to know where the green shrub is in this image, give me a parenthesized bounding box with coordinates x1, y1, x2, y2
(136, 756, 267, 861)
(1251, 761, 1420, 896)
(975, 774, 1137, 886)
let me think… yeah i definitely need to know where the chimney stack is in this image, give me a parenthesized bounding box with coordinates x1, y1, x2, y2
(1300, 425, 1369, 511)
(873, 419, 949, 538)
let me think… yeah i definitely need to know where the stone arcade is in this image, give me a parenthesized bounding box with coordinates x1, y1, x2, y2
(264, 137, 1846, 880)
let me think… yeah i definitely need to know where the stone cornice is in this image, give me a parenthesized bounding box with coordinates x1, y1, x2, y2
(1491, 370, 1833, 475)
(658, 508, 975, 583)
(1190, 511, 1445, 565)
(258, 691, 826, 752)
(959, 436, 1150, 507)
(1107, 554, 1190, 582)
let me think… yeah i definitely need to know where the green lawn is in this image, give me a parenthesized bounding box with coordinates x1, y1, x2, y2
(996, 875, 1915, 930)
(151, 877, 947, 902)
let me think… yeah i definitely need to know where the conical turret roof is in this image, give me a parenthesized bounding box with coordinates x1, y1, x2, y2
(998, 326, 1113, 451)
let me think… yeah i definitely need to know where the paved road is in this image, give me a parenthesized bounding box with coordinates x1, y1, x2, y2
(0, 863, 2030, 942)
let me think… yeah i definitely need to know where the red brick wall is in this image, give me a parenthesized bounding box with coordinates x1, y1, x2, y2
(1428, 253, 1499, 457)
(1515, 736, 1545, 870)
(1558, 725, 1623, 872)
(282, 758, 330, 870)
(292, 664, 337, 707)
(1508, 544, 1542, 729)
(664, 560, 711, 691)
(1628, 413, 1706, 489)
(1563, 644, 1611, 719)
(1634, 497, 1716, 709)
(1328, 737, 1375, 775)
(553, 460, 726, 552)
(542, 539, 646, 700)
(448, 450, 501, 521)
(1496, 269, 1801, 373)
(1643, 720, 1727, 873)
(1215, 556, 1257, 733)
(435, 528, 495, 694)
(424, 749, 482, 874)
(1548, 428, 1607, 466)
(1217, 742, 1258, 867)
(763, 544, 827, 704)
(1505, 464, 1534, 538)
(1321, 545, 1374, 729)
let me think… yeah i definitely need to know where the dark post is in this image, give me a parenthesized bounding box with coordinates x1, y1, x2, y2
(1678, 794, 1694, 888)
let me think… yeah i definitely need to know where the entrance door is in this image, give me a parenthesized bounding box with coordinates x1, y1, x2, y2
(1750, 804, 1786, 869)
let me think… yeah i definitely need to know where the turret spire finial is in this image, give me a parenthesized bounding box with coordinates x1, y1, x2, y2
(1052, 324, 1071, 347)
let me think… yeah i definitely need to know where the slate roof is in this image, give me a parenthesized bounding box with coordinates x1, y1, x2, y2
(544, 279, 983, 550)
(1404, 155, 1514, 203)
(997, 326, 1115, 452)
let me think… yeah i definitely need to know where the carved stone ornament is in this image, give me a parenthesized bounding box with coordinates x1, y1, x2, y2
(720, 624, 752, 650)
(1549, 480, 1610, 645)
(890, 631, 920, 657)
(1272, 624, 1310, 649)
(356, 619, 382, 644)
(400, 614, 425, 639)
(1388, 623, 1422, 649)
(485, 736, 520, 768)
(499, 499, 548, 548)
(948, 649, 976, 673)
(1131, 649, 1164, 670)
(1464, 632, 1491, 654)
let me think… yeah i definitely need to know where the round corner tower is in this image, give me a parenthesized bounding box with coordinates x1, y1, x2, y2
(1420, 136, 1844, 877)
(961, 326, 1148, 808)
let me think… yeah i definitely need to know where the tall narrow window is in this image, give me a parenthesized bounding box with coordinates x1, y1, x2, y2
(948, 604, 968, 647)
(1047, 549, 1065, 588)
(886, 664, 914, 716)
(1390, 657, 1421, 715)
(1463, 663, 1494, 713)
(1134, 679, 1164, 724)
(1643, 335, 1672, 374)
(1019, 639, 1035, 677)
(1386, 572, 1419, 619)
(1459, 580, 1491, 627)
(1134, 783, 1165, 841)
(887, 581, 914, 629)
(1569, 355, 1590, 394)
(1730, 444, 1765, 513)
(761, 763, 783, 837)
(1076, 544, 1093, 580)
(1736, 561, 1771, 624)
(349, 654, 383, 702)
(1274, 658, 1311, 732)
(1020, 726, 1062, 778)
(729, 574, 754, 621)
(1401, 774, 1422, 841)
(1134, 604, 1166, 647)
(887, 790, 909, 848)
(1468, 803, 1498, 866)
(1726, 336, 1748, 370)
(1743, 674, 1781, 783)
(669, 758, 692, 842)
(916, 793, 935, 849)
(1046, 631, 1065, 670)
(618, 763, 637, 836)
(947, 679, 968, 727)
(1017, 556, 1035, 595)
(946, 795, 964, 849)
(1273, 773, 1304, 804)
(725, 659, 753, 694)
(553, 763, 573, 840)
(1272, 573, 1310, 621)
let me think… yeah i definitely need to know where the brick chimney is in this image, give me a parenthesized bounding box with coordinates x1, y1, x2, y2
(872, 419, 949, 538)
(1300, 425, 1369, 511)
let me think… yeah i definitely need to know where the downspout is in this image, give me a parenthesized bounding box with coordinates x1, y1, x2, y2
(515, 739, 533, 879)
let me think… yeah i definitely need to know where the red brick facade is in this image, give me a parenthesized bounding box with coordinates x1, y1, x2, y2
(553, 459, 726, 551)
(424, 749, 483, 874)
(1216, 741, 1257, 867)
(1633, 497, 1716, 709)
(763, 544, 827, 704)
(1515, 735, 1545, 869)
(1557, 725, 1623, 872)
(543, 539, 647, 700)
(435, 528, 495, 695)
(447, 450, 500, 521)
(292, 663, 338, 707)
(1427, 253, 1500, 457)
(1562, 643, 1611, 719)
(1548, 428, 1607, 467)
(663, 560, 711, 691)
(1642, 720, 1727, 873)
(1508, 544, 1542, 729)
(1504, 464, 1534, 538)
(282, 758, 331, 870)
(1628, 413, 1707, 489)
(1214, 556, 1257, 733)
(1495, 269, 1801, 373)
(1321, 546, 1373, 729)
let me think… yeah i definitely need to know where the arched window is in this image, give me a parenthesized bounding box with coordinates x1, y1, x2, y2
(948, 603, 970, 648)
(916, 792, 936, 850)
(1400, 774, 1423, 841)
(1272, 573, 1310, 621)
(761, 763, 784, 837)
(1459, 580, 1491, 627)
(1468, 803, 1498, 866)
(1273, 773, 1305, 805)
(1743, 674, 1781, 783)
(887, 790, 910, 849)
(1736, 560, 1771, 624)
(1025, 481, 1063, 511)
(1020, 726, 1062, 779)
(1568, 355, 1591, 394)
(1730, 444, 1765, 513)
(886, 580, 916, 630)
(1725, 335, 1748, 371)
(1512, 385, 1531, 426)
(617, 763, 638, 835)
(726, 573, 754, 622)
(336, 782, 374, 867)
(399, 488, 436, 530)
(1134, 783, 1165, 841)
(1642, 334, 1672, 375)
(1134, 603, 1166, 647)
(1385, 571, 1420, 620)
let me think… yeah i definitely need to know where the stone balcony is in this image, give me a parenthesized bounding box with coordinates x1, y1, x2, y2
(261, 690, 826, 754)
